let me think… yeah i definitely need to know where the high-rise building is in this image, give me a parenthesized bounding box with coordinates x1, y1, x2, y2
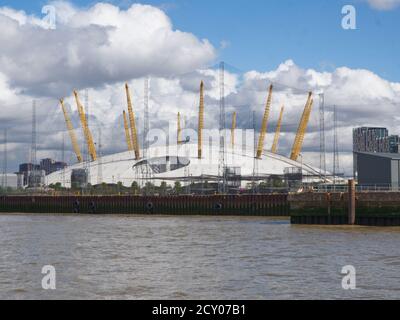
(389, 135, 400, 154)
(39, 158, 67, 175)
(353, 127, 389, 153)
(53, 161, 67, 172)
(40, 158, 55, 175)
(353, 127, 389, 180)
(18, 163, 40, 186)
(18, 158, 68, 186)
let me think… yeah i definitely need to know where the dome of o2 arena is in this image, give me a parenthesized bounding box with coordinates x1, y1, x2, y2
(46, 142, 327, 188)
(46, 81, 336, 190)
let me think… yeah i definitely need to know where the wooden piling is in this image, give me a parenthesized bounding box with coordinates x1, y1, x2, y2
(348, 179, 356, 225)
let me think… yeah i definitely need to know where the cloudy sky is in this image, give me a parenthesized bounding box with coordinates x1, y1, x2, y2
(0, 0, 399, 175)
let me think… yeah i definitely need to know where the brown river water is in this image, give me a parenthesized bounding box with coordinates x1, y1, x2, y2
(0, 213, 399, 300)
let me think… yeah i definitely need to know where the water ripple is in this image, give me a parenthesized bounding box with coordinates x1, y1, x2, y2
(0, 213, 399, 299)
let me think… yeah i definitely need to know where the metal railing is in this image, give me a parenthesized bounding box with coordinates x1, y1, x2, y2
(310, 184, 397, 193)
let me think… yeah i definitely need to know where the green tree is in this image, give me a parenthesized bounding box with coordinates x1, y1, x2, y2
(159, 181, 168, 196)
(143, 182, 155, 195)
(71, 181, 80, 190)
(272, 178, 285, 188)
(117, 181, 123, 194)
(54, 182, 62, 190)
(131, 181, 140, 195)
(174, 181, 183, 195)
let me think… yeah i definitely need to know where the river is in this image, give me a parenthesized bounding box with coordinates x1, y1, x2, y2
(0, 213, 399, 300)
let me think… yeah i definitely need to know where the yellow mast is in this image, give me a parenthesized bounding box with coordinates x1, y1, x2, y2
(256, 84, 273, 159)
(59, 99, 83, 163)
(231, 112, 237, 149)
(271, 106, 284, 154)
(125, 83, 140, 160)
(123, 110, 133, 151)
(73, 90, 97, 161)
(198, 81, 204, 159)
(290, 92, 314, 161)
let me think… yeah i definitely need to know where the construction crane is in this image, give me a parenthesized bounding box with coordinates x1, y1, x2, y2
(198, 81, 204, 159)
(59, 99, 83, 163)
(256, 84, 273, 159)
(290, 92, 314, 161)
(271, 106, 284, 154)
(125, 83, 140, 160)
(231, 112, 237, 149)
(123, 110, 133, 151)
(73, 90, 97, 161)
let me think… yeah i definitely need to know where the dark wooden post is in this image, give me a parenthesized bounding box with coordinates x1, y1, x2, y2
(348, 179, 356, 225)
(326, 193, 331, 217)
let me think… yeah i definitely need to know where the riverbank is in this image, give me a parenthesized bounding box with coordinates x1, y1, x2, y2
(0, 194, 289, 216)
(2, 190, 400, 226)
(289, 191, 400, 226)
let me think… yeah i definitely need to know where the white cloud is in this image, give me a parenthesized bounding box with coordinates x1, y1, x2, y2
(367, 0, 400, 10)
(0, 1, 216, 96)
(1, 2, 400, 177)
(2, 54, 400, 176)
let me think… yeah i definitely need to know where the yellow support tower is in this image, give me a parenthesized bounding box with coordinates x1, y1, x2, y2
(256, 85, 273, 159)
(125, 83, 140, 160)
(290, 93, 314, 161)
(123, 111, 133, 151)
(271, 106, 285, 154)
(59, 99, 83, 163)
(198, 81, 204, 159)
(231, 112, 237, 149)
(73, 90, 97, 161)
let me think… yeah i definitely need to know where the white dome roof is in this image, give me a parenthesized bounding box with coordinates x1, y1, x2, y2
(46, 143, 325, 187)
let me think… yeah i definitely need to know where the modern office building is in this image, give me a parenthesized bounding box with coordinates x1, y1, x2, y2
(40, 158, 67, 175)
(354, 152, 400, 189)
(353, 127, 389, 153)
(389, 135, 400, 154)
(353, 127, 400, 183)
(18, 158, 67, 187)
(27, 170, 46, 188)
(18, 163, 41, 186)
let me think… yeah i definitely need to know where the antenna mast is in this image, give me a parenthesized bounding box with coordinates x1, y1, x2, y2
(218, 61, 226, 194)
(144, 77, 150, 156)
(333, 105, 339, 186)
(97, 127, 103, 185)
(144, 77, 151, 185)
(85, 89, 91, 186)
(319, 93, 326, 181)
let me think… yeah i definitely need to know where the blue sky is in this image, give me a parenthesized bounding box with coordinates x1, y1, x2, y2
(0, 0, 399, 81)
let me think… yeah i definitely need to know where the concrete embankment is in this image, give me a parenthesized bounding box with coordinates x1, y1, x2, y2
(2, 190, 400, 226)
(289, 190, 400, 226)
